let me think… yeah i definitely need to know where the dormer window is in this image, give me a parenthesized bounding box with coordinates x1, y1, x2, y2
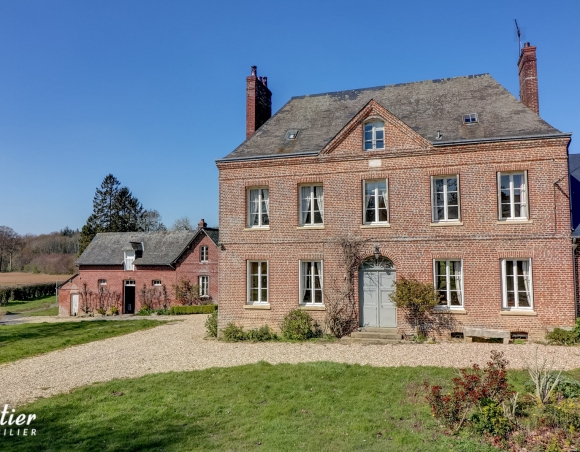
(124, 251, 135, 271)
(463, 113, 478, 124)
(364, 121, 384, 150)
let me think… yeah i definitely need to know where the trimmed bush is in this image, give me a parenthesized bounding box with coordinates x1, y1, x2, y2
(245, 325, 278, 341)
(546, 327, 578, 345)
(0, 283, 55, 306)
(280, 309, 322, 341)
(220, 322, 278, 342)
(221, 323, 246, 342)
(170, 305, 217, 315)
(205, 310, 218, 337)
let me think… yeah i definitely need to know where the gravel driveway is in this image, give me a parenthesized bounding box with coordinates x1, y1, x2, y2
(1, 314, 580, 407)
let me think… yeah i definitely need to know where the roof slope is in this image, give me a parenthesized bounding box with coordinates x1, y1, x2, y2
(221, 74, 563, 161)
(76, 229, 219, 266)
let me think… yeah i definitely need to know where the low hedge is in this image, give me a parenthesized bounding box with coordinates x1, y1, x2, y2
(170, 305, 217, 315)
(0, 283, 56, 306)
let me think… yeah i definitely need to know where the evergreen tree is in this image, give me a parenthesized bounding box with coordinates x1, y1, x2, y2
(79, 174, 146, 254)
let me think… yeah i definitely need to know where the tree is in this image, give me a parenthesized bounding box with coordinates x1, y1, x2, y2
(171, 216, 194, 231)
(139, 210, 167, 232)
(0, 226, 21, 272)
(79, 174, 146, 254)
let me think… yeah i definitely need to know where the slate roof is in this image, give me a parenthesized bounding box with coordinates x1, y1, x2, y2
(220, 74, 567, 162)
(76, 229, 219, 266)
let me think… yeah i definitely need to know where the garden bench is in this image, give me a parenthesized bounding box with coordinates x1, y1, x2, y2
(463, 327, 510, 344)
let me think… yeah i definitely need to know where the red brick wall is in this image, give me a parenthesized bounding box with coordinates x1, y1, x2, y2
(216, 127, 574, 339)
(518, 44, 540, 115)
(58, 234, 219, 315)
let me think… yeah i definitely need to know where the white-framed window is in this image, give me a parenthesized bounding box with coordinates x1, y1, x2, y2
(300, 185, 323, 226)
(501, 259, 533, 310)
(125, 280, 135, 286)
(199, 276, 209, 297)
(432, 176, 460, 222)
(152, 280, 162, 286)
(124, 251, 135, 271)
(98, 279, 107, 286)
(434, 260, 463, 308)
(248, 188, 269, 228)
(200, 246, 208, 262)
(363, 179, 389, 224)
(498, 172, 528, 220)
(299, 261, 323, 305)
(463, 113, 478, 124)
(247, 261, 268, 304)
(363, 120, 385, 150)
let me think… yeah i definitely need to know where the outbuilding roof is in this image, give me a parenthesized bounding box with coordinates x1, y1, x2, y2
(220, 73, 565, 162)
(75, 228, 219, 267)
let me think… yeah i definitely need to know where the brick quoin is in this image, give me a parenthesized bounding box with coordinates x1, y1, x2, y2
(58, 233, 219, 315)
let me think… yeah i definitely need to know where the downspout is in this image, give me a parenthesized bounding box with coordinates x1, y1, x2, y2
(574, 238, 578, 319)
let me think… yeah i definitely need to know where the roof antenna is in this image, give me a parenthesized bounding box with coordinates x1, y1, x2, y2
(514, 19, 522, 56)
(436, 131, 443, 140)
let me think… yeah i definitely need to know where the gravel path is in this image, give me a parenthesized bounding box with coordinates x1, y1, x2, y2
(2, 315, 580, 407)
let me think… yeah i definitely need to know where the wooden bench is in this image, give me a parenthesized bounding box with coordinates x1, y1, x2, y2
(464, 327, 510, 344)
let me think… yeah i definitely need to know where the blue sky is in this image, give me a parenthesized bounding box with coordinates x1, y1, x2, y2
(0, 0, 578, 235)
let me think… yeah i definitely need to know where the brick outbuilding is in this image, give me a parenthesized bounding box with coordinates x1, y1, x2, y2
(58, 223, 219, 315)
(216, 45, 575, 340)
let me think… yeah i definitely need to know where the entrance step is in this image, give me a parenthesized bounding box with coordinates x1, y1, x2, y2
(341, 328, 402, 344)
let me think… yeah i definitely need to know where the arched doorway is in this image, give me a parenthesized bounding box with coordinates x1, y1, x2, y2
(358, 256, 396, 328)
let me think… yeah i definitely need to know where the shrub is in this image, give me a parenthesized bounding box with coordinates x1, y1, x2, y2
(471, 401, 512, 438)
(136, 308, 155, 316)
(169, 305, 217, 315)
(96, 307, 106, 315)
(425, 350, 514, 433)
(172, 279, 212, 306)
(390, 278, 440, 336)
(280, 309, 321, 340)
(205, 310, 218, 337)
(546, 327, 578, 345)
(245, 325, 278, 342)
(110, 306, 119, 315)
(221, 323, 246, 342)
(0, 283, 55, 305)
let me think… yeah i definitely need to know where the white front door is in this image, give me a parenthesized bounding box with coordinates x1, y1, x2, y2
(359, 257, 396, 328)
(71, 294, 79, 316)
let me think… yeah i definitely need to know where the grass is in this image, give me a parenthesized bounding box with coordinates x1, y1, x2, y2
(3, 363, 506, 452)
(0, 319, 166, 364)
(4, 295, 57, 316)
(25, 307, 59, 316)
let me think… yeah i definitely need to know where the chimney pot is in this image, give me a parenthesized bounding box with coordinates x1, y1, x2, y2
(198, 219, 207, 229)
(251, 66, 257, 76)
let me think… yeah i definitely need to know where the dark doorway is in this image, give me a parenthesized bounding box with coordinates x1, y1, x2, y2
(124, 281, 135, 314)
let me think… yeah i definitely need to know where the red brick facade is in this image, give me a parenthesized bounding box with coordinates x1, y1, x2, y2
(58, 233, 219, 315)
(217, 110, 574, 339)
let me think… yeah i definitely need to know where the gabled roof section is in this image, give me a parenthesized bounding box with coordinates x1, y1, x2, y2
(321, 99, 432, 155)
(76, 228, 219, 267)
(219, 74, 563, 162)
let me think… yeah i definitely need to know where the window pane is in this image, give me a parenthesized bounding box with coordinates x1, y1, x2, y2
(364, 141, 373, 150)
(364, 131, 373, 141)
(314, 290, 322, 303)
(375, 140, 384, 148)
(447, 178, 457, 192)
(450, 291, 460, 306)
(314, 211, 323, 223)
(502, 204, 511, 218)
(437, 207, 445, 219)
(366, 209, 375, 223)
(251, 289, 258, 302)
(251, 262, 259, 275)
(448, 206, 459, 219)
(261, 262, 268, 274)
(378, 208, 388, 222)
(513, 174, 522, 189)
(375, 130, 384, 140)
(500, 175, 510, 191)
(261, 288, 267, 302)
(518, 291, 530, 307)
(447, 192, 458, 205)
(364, 123, 373, 131)
(435, 179, 444, 192)
(513, 203, 521, 217)
(449, 276, 458, 291)
(437, 275, 447, 290)
(438, 290, 447, 304)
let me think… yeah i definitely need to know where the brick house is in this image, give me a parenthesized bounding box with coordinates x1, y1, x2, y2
(216, 44, 575, 340)
(58, 221, 219, 315)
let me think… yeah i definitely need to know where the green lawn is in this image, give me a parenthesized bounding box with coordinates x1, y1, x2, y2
(4, 295, 57, 316)
(0, 319, 166, 363)
(25, 307, 59, 316)
(4, 362, 505, 452)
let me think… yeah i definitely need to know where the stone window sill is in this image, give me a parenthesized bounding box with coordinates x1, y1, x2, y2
(434, 308, 467, 315)
(500, 310, 537, 316)
(299, 305, 326, 311)
(296, 226, 325, 230)
(244, 227, 270, 231)
(430, 222, 463, 227)
(360, 223, 391, 229)
(244, 304, 271, 310)
(496, 220, 533, 225)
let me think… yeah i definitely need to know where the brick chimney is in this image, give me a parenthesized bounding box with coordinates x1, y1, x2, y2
(246, 66, 272, 139)
(198, 219, 207, 229)
(517, 42, 540, 115)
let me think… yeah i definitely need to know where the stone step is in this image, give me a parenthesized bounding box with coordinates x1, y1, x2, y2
(358, 327, 398, 333)
(350, 332, 400, 340)
(341, 337, 400, 345)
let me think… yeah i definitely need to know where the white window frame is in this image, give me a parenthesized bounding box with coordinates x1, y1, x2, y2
(299, 184, 324, 226)
(433, 259, 464, 309)
(247, 261, 269, 304)
(363, 120, 385, 150)
(362, 179, 389, 225)
(463, 113, 478, 124)
(431, 175, 461, 222)
(199, 276, 209, 297)
(98, 279, 107, 286)
(497, 171, 528, 221)
(124, 251, 135, 271)
(200, 246, 208, 262)
(152, 280, 162, 287)
(299, 260, 324, 305)
(501, 258, 533, 310)
(247, 187, 270, 228)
